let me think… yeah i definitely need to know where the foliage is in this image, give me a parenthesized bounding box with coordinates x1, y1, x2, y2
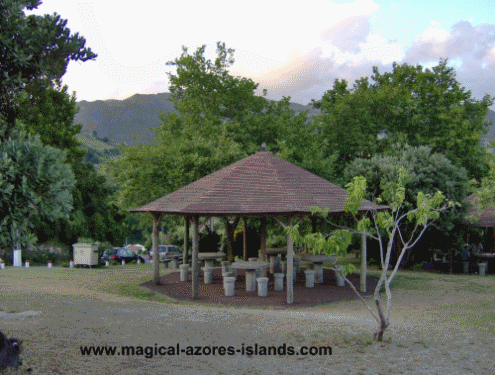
(343, 144, 471, 266)
(30, 159, 129, 247)
(475, 144, 495, 215)
(0, 0, 96, 134)
(16, 79, 86, 165)
(312, 59, 494, 181)
(102, 42, 336, 247)
(285, 169, 457, 342)
(0, 123, 75, 250)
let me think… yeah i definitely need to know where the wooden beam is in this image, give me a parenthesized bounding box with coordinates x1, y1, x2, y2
(152, 212, 163, 285)
(192, 215, 199, 299)
(183, 216, 190, 265)
(286, 216, 294, 304)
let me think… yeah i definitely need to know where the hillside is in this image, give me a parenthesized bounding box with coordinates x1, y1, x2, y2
(73, 93, 318, 146)
(75, 131, 121, 165)
(74, 92, 495, 149)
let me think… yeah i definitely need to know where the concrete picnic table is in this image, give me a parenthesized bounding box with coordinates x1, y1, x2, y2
(198, 252, 226, 268)
(302, 255, 337, 283)
(230, 261, 270, 292)
(266, 248, 286, 273)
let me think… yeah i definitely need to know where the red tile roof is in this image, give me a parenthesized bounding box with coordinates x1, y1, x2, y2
(130, 150, 387, 216)
(463, 194, 495, 227)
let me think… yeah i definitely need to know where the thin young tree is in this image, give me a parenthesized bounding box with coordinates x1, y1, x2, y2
(286, 168, 457, 342)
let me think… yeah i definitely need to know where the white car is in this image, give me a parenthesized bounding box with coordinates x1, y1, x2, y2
(149, 245, 182, 260)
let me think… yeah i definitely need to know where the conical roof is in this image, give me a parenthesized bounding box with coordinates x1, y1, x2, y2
(130, 150, 386, 216)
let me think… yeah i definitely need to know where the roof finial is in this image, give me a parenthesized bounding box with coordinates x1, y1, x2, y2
(261, 142, 267, 151)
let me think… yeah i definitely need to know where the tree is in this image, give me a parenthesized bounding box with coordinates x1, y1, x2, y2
(312, 59, 494, 181)
(103, 42, 335, 213)
(0, 0, 96, 135)
(343, 144, 471, 267)
(17, 79, 86, 165)
(286, 168, 456, 342)
(0, 123, 75, 251)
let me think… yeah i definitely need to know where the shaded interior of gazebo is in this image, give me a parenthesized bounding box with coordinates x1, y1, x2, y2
(130, 148, 386, 304)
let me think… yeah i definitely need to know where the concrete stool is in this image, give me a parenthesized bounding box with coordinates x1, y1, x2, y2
(314, 263, 324, 283)
(334, 265, 345, 286)
(171, 258, 179, 269)
(479, 262, 487, 276)
(203, 267, 214, 284)
(257, 277, 269, 297)
(274, 273, 285, 291)
(294, 258, 301, 273)
(221, 261, 231, 273)
(305, 270, 315, 288)
(245, 272, 257, 292)
(224, 277, 236, 296)
(281, 260, 287, 274)
(222, 271, 234, 290)
(179, 264, 189, 282)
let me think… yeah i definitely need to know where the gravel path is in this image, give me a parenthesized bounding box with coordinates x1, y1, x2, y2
(1, 284, 494, 375)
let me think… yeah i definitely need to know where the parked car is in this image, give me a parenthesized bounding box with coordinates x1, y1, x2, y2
(149, 245, 182, 260)
(100, 247, 146, 265)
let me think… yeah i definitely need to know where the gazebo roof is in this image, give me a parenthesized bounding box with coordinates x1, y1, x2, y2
(130, 150, 386, 216)
(463, 194, 495, 227)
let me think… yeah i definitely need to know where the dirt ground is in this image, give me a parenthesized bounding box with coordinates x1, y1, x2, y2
(1, 266, 494, 374)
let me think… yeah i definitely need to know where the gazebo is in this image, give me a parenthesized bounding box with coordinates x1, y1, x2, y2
(463, 194, 495, 228)
(130, 146, 387, 304)
(463, 193, 495, 250)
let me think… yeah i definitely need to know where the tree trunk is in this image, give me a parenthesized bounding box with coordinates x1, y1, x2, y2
(152, 213, 162, 285)
(373, 317, 389, 342)
(224, 217, 240, 262)
(183, 216, 189, 265)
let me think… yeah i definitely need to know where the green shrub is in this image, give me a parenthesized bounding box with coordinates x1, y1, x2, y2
(128, 260, 136, 265)
(60, 262, 69, 268)
(110, 260, 119, 266)
(410, 263, 426, 272)
(27, 250, 63, 265)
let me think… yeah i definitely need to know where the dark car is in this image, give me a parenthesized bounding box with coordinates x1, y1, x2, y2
(149, 245, 182, 260)
(100, 247, 145, 265)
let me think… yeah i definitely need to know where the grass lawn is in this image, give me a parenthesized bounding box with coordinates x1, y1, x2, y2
(2, 258, 495, 336)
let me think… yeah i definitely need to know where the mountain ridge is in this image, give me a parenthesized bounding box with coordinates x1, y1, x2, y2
(74, 92, 495, 147)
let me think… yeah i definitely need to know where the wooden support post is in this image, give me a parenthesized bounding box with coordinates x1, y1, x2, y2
(260, 216, 267, 276)
(360, 232, 367, 293)
(183, 216, 190, 265)
(287, 217, 294, 304)
(192, 215, 199, 299)
(242, 217, 247, 261)
(152, 212, 163, 285)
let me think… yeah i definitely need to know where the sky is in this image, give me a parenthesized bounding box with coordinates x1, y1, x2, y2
(29, 0, 495, 106)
